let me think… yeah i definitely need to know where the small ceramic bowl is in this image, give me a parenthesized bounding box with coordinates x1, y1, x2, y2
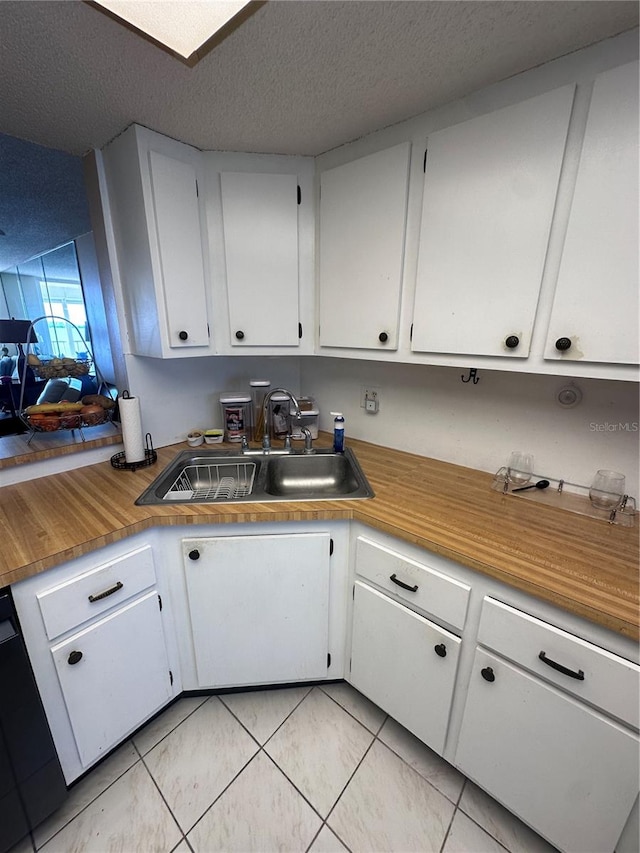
(204, 429, 224, 444)
(187, 430, 204, 447)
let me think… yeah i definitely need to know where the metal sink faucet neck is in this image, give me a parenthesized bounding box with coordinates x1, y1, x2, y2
(262, 388, 301, 450)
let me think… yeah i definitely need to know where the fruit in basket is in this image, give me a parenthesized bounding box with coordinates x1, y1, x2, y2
(25, 401, 84, 414)
(80, 404, 105, 425)
(27, 354, 42, 366)
(28, 413, 61, 431)
(81, 394, 115, 410)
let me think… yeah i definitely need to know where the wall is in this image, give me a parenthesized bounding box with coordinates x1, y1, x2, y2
(123, 354, 301, 448)
(301, 357, 640, 499)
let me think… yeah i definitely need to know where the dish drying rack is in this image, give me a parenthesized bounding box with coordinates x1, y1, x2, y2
(163, 461, 257, 502)
(492, 467, 636, 527)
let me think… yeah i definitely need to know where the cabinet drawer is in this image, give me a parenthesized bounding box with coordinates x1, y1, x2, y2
(478, 597, 640, 729)
(355, 536, 469, 630)
(455, 648, 639, 853)
(37, 546, 157, 640)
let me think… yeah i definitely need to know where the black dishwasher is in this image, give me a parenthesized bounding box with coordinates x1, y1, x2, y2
(0, 589, 67, 853)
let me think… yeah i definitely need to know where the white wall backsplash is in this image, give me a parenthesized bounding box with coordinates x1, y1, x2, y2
(124, 353, 301, 448)
(301, 357, 640, 497)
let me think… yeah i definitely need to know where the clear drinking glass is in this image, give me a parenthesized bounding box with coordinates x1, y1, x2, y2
(589, 470, 625, 510)
(507, 451, 534, 487)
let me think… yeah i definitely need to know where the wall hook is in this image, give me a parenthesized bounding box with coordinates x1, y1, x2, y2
(461, 368, 479, 384)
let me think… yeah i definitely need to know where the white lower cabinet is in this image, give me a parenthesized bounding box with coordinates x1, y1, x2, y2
(182, 533, 332, 688)
(350, 581, 461, 753)
(454, 599, 640, 853)
(50, 592, 172, 768)
(12, 540, 176, 783)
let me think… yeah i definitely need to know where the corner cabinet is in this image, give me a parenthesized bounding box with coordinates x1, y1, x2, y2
(101, 124, 214, 358)
(205, 153, 315, 354)
(318, 143, 411, 351)
(181, 533, 332, 688)
(11, 540, 176, 783)
(544, 61, 639, 366)
(411, 85, 575, 359)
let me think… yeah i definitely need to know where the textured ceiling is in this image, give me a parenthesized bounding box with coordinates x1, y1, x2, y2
(0, 0, 637, 157)
(0, 0, 637, 271)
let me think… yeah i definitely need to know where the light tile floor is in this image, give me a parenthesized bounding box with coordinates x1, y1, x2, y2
(13, 683, 560, 853)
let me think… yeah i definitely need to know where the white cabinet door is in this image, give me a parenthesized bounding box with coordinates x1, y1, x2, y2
(148, 151, 210, 350)
(220, 172, 300, 347)
(455, 648, 639, 853)
(350, 581, 461, 755)
(183, 534, 331, 687)
(545, 62, 639, 365)
(318, 143, 411, 350)
(411, 86, 574, 358)
(102, 124, 212, 358)
(50, 591, 172, 768)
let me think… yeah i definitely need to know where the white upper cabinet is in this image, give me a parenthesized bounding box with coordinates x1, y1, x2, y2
(411, 86, 575, 358)
(544, 62, 639, 366)
(318, 143, 411, 350)
(220, 172, 300, 347)
(101, 125, 213, 358)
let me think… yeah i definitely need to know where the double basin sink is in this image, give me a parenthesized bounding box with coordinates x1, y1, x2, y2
(135, 447, 374, 505)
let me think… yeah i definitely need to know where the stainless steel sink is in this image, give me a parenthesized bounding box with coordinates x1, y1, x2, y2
(264, 453, 362, 497)
(135, 447, 374, 505)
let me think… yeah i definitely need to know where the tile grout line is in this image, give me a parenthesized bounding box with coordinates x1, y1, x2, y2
(133, 739, 193, 850)
(32, 742, 144, 851)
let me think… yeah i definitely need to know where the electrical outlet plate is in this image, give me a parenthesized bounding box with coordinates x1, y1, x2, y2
(361, 386, 380, 413)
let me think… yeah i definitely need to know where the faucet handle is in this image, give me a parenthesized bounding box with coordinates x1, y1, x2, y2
(283, 435, 292, 450)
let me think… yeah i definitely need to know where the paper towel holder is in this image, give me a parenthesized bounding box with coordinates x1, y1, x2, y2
(110, 432, 157, 471)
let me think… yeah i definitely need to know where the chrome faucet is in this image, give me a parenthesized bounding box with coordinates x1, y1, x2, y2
(301, 427, 315, 454)
(262, 388, 301, 451)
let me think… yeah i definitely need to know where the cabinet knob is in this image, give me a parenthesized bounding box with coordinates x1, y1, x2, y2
(505, 335, 519, 349)
(178, 330, 189, 341)
(68, 650, 83, 666)
(434, 643, 447, 658)
(555, 337, 572, 352)
(481, 666, 495, 683)
(235, 330, 245, 340)
(378, 332, 389, 343)
(188, 549, 200, 561)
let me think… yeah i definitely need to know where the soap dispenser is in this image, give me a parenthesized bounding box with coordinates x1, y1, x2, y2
(330, 412, 345, 453)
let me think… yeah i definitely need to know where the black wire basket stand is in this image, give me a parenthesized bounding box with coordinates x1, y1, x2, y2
(18, 315, 118, 444)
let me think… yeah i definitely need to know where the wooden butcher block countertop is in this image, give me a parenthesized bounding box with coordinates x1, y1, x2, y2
(1, 436, 638, 639)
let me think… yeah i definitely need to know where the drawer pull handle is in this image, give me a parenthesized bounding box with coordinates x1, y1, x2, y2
(68, 650, 83, 665)
(88, 581, 123, 603)
(434, 643, 447, 658)
(481, 666, 495, 682)
(389, 573, 418, 592)
(538, 651, 584, 681)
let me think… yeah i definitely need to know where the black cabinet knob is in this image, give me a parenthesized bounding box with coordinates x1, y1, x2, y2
(68, 650, 83, 665)
(505, 335, 520, 349)
(434, 643, 447, 658)
(235, 330, 245, 340)
(378, 332, 389, 343)
(481, 666, 495, 683)
(555, 337, 572, 352)
(178, 330, 188, 341)
(188, 549, 200, 561)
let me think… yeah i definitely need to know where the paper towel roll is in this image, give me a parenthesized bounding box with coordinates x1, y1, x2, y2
(119, 391, 145, 463)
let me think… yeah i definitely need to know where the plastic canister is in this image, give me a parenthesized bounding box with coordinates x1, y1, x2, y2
(219, 392, 252, 442)
(269, 393, 291, 438)
(289, 397, 320, 440)
(249, 380, 270, 442)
